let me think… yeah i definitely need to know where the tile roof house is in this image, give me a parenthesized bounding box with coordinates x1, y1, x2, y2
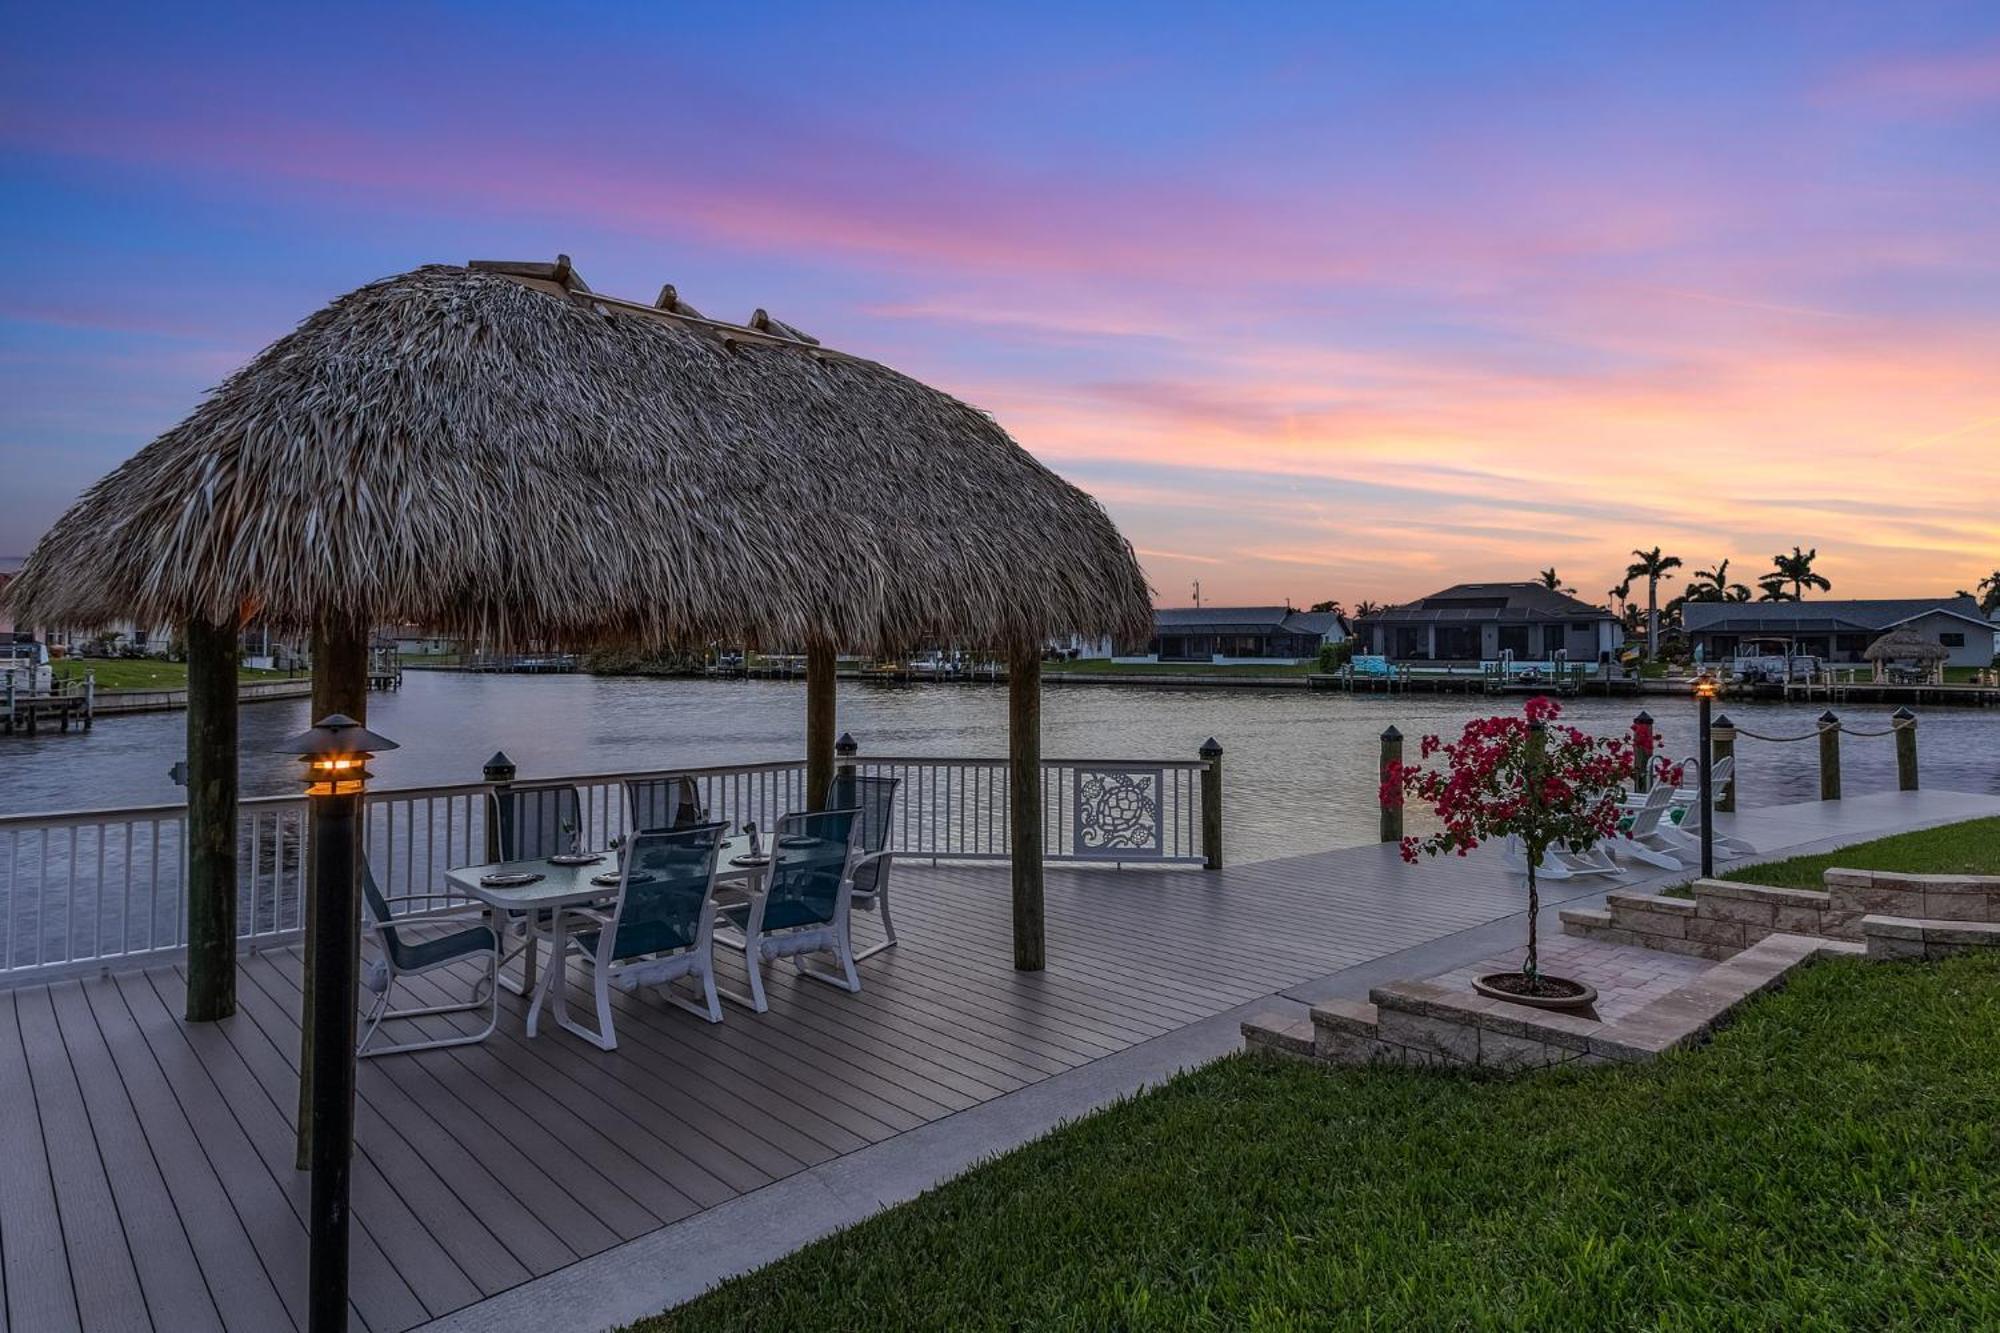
(1351, 582, 1621, 663)
(1683, 596, 1998, 668)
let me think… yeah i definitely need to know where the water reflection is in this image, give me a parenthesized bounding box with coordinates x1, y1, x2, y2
(5, 673, 1997, 864)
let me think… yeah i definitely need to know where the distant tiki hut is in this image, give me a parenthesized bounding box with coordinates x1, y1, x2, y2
(5, 256, 1151, 1037)
(1864, 627, 1950, 683)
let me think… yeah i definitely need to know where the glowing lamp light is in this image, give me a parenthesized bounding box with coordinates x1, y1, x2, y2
(1692, 672, 1720, 701)
(282, 713, 398, 797)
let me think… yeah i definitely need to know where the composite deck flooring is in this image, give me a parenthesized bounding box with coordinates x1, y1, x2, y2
(5, 789, 1998, 1332)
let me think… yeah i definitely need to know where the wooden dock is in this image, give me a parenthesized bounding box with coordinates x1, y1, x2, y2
(4, 788, 1998, 1331)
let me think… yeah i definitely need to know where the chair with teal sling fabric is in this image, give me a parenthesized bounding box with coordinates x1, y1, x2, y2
(623, 774, 707, 832)
(492, 781, 585, 858)
(530, 821, 728, 1049)
(713, 808, 863, 1013)
(825, 772, 901, 959)
(357, 860, 500, 1058)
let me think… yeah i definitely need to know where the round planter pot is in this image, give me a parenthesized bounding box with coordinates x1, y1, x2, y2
(1472, 972, 1598, 1011)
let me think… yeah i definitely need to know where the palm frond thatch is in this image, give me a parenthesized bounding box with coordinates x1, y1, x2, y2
(1863, 628, 1950, 662)
(4, 261, 1153, 652)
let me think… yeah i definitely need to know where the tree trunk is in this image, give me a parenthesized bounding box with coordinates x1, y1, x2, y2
(1524, 861, 1540, 979)
(1646, 580, 1659, 660)
(1007, 643, 1044, 971)
(184, 614, 240, 1021)
(805, 641, 836, 812)
(296, 614, 369, 1170)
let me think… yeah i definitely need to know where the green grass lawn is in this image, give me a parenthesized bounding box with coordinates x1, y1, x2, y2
(1721, 816, 2000, 890)
(1047, 658, 1315, 677)
(52, 659, 298, 689)
(638, 952, 2000, 1330)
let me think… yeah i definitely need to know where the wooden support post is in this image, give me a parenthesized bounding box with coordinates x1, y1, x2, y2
(1818, 710, 1842, 801)
(1711, 714, 1736, 813)
(1199, 738, 1223, 869)
(1008, 643, 1044, 972)
(184, 615, 239, 1022)
(805, 641, 836, 811)
(297, 614, 369, 1170)
(1379, 726, 1404, 844)
(1631, 711, 1654, 791)
(1893, 707, 1918, 792)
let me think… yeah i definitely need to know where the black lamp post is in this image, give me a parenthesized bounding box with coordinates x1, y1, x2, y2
(1692, 673, 1719, 879)
(280, 712, 396, 1333)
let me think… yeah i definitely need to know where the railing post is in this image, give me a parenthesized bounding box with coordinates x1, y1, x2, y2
(1893, 707, 1918, 791)
(835, 732, 858, 802)
(1817, 710, 1842, 801)
(1710, 713, 1736, 813)
(482, 750, 516, 862)
(1198, 738, 1223, 869)
(1631, 710, 1654, 792)
(1378, 725, 1404, 844)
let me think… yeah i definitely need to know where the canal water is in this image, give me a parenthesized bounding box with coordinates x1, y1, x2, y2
(6, 673, 1997, 864)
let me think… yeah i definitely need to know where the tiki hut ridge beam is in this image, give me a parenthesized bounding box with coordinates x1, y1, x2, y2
(4, 255, 1151, 1157)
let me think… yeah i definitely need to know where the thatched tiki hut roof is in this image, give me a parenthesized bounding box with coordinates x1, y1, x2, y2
(5, 258, 1151, 651)
(1863, 628, 1951, 663)
(5, 256, 1147, 1079)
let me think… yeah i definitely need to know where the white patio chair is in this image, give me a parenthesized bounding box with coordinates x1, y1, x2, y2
(530, 821, 729, 1050)
(358, 861, 500, 1058)
(825, 772, 902, 959)
(1610, 784, 1685, 870)
(1658, 793, 1757, 863)
(712, 807, 864, 1013)
(1501, 834, 1622, 879)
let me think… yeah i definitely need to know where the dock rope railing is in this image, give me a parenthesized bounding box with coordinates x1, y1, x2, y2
(1378, 705, 1922, 836)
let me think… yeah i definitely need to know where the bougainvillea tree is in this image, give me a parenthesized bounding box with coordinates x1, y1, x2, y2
(1384, 696, 1679, 986)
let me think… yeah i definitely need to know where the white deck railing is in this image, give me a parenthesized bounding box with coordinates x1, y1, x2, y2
(0, 752, 1211, 986)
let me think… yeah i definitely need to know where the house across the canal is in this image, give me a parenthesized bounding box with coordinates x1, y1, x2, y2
(1683, 596, 1999, 669)
(1352, 582, 1622, 663)
(1120, 606, 1346, 665)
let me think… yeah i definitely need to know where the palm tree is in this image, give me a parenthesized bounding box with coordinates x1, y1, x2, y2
(1756, 578, 1797, 602)
(1684, 558, 1751, 603)
(1624, 547, 1683, 660)
(1535, 567, 1575, 595)
(1765, 545, 1831, 601)
(1309, 599, 1344, 616)
(1353, 599, 1384, 618)
(1977, 571, 2000, 617)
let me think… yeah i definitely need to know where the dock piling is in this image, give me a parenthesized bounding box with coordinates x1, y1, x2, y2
(1711, 713, 1736, 813)
(1632, 711, 1654, 791)
(1818, 711, 1842, 801)
(1379, 726, 1404, 844)
(1893, 708, 1919, 792)
(1199, 738, 1223, 869)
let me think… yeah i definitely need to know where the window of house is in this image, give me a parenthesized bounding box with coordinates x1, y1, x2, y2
(1940, 632, 1966, 648)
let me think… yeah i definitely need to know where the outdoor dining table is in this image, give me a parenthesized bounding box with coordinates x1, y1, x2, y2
(445, 834, 769, 1008)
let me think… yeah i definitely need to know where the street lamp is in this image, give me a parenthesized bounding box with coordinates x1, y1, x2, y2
(1692, 673, 1719, 878)
(280, 712, 396, 1333)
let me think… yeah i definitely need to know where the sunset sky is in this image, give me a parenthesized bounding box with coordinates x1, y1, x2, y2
(3, 3, 1997, 607)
